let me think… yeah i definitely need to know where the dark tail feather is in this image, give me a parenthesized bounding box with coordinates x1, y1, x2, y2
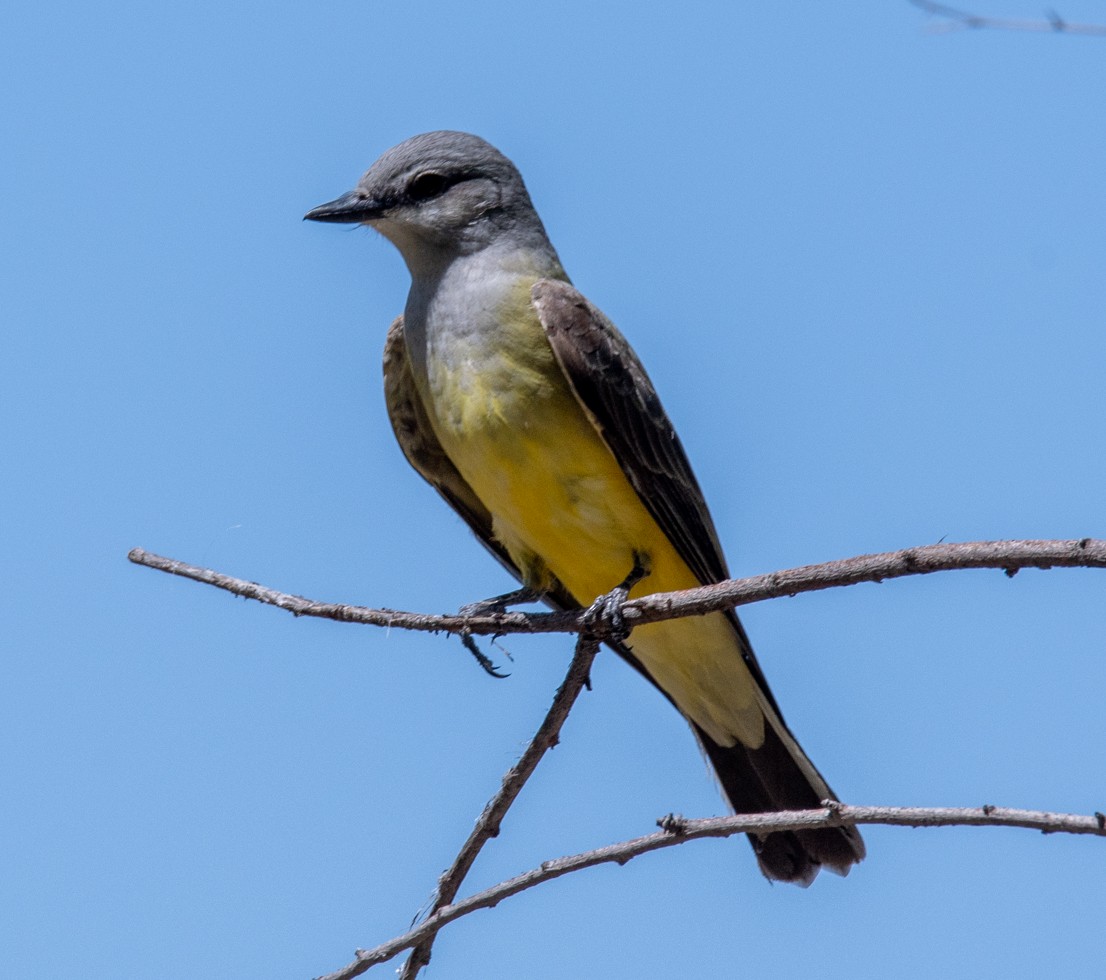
(695, 718, 865, 886)
(601, 629, 863, 884)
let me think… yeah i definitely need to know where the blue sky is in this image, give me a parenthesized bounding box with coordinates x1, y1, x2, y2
(4, 1, 1105, 977)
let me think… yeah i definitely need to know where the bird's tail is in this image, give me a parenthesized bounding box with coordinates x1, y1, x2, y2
(694, 702, 865, 885)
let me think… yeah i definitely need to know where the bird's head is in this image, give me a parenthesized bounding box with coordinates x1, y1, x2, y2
(305, 131, 548, 269)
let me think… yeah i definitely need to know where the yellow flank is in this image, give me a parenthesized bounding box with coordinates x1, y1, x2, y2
(422, 289, 764, 750)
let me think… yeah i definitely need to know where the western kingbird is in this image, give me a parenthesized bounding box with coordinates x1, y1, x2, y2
(306, 131, 864, 884)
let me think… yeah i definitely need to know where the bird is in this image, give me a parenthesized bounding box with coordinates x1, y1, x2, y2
(305, 131, 864, 884)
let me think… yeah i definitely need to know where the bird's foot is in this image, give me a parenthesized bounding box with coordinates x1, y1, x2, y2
(458, 586, 542, 617)
(457, 587, 541, 679)
(459, 632, 510, 679)
(582, 553, 650, 643)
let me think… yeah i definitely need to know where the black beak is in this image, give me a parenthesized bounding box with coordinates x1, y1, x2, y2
(304, 189, 384, 224)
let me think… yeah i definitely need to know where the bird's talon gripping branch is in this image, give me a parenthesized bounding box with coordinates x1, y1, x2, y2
(658, 812, 688, 834)
(581, 591, 626, 642)
(582, 554, 649, 642)
(458, 586, 542, 618)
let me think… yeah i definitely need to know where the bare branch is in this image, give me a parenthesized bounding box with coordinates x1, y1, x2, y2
(397, 633, 601, 979)
(317, 803, 1106, 979)
(909, 0, 1106, 35)
(128, 538, 1106, 639)
(128, 538, 1106, 980)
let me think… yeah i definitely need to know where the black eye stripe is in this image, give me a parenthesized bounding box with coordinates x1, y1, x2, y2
(407, 172, 453, 201)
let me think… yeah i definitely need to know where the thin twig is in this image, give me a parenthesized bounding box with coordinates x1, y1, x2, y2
(909, 0, 1106, 35)
(316, 803, 1106, 979)
(127, 538, 1106, 980)
(128, 538, 1106, 638)
(396, 633, 601, 979)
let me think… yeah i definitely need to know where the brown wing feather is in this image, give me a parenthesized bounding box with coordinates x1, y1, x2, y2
(532, 280, 799, 721)
(532, 279, 730, 588)
(383, 317, 515, 575)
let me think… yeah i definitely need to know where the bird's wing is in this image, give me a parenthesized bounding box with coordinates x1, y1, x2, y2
(532, 279, 731, 589)
(532, 278, 814, 769)
(383, 316, 519, 578)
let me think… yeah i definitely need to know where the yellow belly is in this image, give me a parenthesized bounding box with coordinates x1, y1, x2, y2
(425, 318, 764, 750)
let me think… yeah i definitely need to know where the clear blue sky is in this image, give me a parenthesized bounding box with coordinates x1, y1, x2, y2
(4, 1, 1105, 977)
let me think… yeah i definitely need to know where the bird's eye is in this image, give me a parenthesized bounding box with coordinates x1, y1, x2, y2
(407, 172, 451, 201)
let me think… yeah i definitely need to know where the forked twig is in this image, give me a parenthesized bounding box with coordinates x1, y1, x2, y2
(397, 633, 601, 979)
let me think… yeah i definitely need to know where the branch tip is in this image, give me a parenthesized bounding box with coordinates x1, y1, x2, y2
(909, 0, 1106, 35)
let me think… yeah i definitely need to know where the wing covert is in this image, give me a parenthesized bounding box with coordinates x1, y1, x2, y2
(531, 279, 731, 589)
(383, 316, 521, 580)
(532, 280, 792, 718)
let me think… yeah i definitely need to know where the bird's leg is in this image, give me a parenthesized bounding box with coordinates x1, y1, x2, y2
(458, 586, 543, 617)
(457, 587, 544, 679)
(583, 552, 651, 643)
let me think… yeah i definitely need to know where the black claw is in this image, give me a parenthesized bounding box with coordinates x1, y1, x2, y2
(460, 633, 510, 679)
(456, 587, 537, 675)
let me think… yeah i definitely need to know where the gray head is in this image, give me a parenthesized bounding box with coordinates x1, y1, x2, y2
(305, 131, 556, 273)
